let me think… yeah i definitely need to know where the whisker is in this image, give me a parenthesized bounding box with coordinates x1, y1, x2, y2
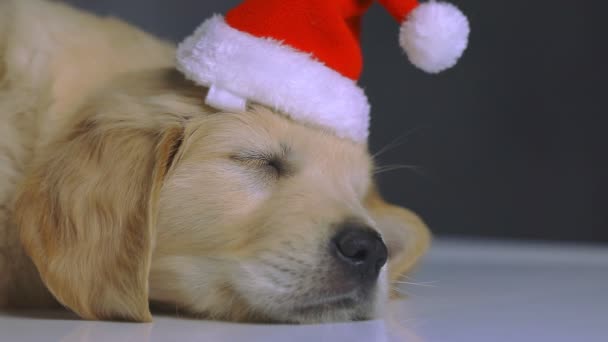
(394, 280, 438, 288)
(391, 286, 406, 294)
(373, 164, 425, 175)
(371, 125, 429, 159)
(396, 280, 432, 284)
(400, 275, 438, 282)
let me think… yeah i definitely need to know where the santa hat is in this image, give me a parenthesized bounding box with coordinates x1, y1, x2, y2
(177, 0, 469, 143)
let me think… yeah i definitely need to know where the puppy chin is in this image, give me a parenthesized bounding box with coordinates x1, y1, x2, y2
(282, 301, 377, 324)
(278, 289, 388, 324)
(241, 268, 390, 324)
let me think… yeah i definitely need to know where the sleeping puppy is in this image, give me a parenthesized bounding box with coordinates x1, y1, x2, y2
(0, 0, 430, 323)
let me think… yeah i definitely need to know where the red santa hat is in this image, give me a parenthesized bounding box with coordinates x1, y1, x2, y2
(177, 0, 469, 143)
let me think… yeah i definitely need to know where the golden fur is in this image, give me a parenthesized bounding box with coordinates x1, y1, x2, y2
(0, 0, 430, 323)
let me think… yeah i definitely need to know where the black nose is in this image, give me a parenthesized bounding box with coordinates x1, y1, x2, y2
(331, 226, 388, 281)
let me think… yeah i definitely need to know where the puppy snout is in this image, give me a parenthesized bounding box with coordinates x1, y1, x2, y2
(331, 225, 388, 282)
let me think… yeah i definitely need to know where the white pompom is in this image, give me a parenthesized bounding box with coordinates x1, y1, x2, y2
(399, 1, 470, 73)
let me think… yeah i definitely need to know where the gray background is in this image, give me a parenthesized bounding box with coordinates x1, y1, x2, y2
(62, 0, 608, 243)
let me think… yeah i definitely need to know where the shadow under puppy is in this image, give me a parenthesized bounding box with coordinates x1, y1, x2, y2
(1, 0, 468, 323)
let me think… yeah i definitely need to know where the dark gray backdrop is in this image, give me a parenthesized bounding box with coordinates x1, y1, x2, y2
(62, 0, 608, 243)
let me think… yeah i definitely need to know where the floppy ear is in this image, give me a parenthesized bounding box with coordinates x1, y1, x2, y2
(14, 118, 184, 322)
(366, 185, 431, 295)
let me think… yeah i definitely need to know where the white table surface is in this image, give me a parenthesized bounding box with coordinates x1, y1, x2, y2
(2, 238, 607, 342)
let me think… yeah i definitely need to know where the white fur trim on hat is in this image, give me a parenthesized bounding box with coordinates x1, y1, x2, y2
(176, 15, 371, 143)
(399, 1, 470, 73)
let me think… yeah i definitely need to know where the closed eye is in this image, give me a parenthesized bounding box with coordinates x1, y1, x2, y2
(230, 150, 287, 179)
(230, 143, 293, 180)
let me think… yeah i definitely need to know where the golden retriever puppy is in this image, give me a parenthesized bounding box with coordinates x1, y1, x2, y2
(0, 0, 430, 323)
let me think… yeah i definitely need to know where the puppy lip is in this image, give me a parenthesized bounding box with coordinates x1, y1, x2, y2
(292, 296, 357, 314)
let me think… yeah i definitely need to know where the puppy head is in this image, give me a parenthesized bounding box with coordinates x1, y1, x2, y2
(14, 70, 430, 323)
